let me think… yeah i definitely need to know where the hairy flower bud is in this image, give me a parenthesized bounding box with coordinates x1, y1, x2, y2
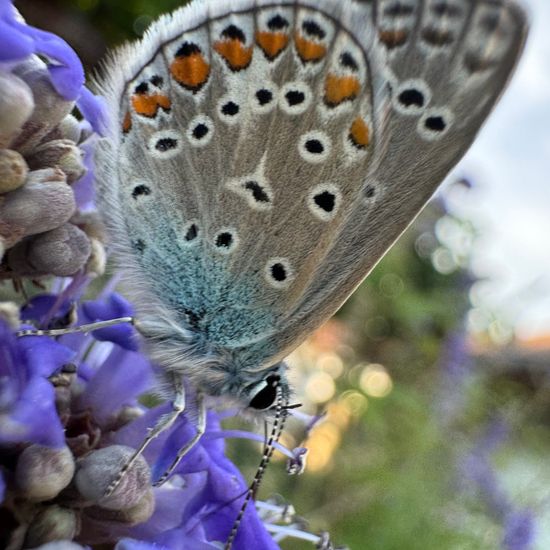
(16, 445, 75, 502)
(10, 57, 74, 155)
(0, 168, 74, 248)
(24, 505, 79, 547)
(0, 301, 20, 328)
(75, 445, 151, 511)
(0, 149, 28, 193)
(27, 139, 86, 184)
(6, 222, 91, 277)
(56, 114, 83, 144)
(0, 72, 34, 148)
(85, 237, 106, 278)
(85, 488, 155, 526)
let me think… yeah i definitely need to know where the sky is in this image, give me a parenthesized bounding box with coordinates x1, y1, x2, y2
(442, 0, 550, 339)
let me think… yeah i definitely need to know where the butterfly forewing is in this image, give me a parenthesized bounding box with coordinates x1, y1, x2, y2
(96, 0, 527, 381)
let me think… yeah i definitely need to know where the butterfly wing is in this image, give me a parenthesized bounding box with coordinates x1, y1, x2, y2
(246, 0, 529, 365)
(95, 0, 526, 383)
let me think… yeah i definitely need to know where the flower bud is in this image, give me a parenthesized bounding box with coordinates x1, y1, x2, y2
(16, 444, 75, 501)
(75, 445, 151, 511)
(0, 168, 74, 248)
(24, 505, 78, 547)
(85, 488, 155, 525)
(0, 72, 34, 148)
(10, 57, 74, 155)
(85, 238, 106, 278)
(57, 114, 82, 143)
(0, 301, 20, 328)
(0, 149, 28, 193)
(26, 139, 86, 184)
(6, 223, 91, 277)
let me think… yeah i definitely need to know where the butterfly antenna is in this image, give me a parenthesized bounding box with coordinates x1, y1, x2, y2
(224, 386, 288, 550)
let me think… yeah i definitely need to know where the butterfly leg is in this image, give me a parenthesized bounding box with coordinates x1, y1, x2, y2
(16, 316, 135, 337)
(152, 392, 206, 487)
(104, 373, 186, 497)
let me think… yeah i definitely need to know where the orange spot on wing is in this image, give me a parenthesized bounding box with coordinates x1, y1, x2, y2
(379, 29, 409, 48)
(122, 111, 132, 133)
(349, 117, 370, 149)
(324, 74, 361, 106)
(170, 53, 210, 91)
(156, 94, 172, 111)
(256, 31, 289, 60)
(294, 33, 327, 63)
(213, 39, 253, 70)
(131, 93, 172, 118)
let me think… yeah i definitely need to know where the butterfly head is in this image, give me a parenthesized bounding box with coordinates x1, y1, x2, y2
(227, 362, 291, 417)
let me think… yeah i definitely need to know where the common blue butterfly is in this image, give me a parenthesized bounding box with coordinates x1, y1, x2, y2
(90, 0, 527, 510)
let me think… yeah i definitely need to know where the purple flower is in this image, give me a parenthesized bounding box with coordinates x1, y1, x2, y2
(0, 0, 104, 121)
(1, 287, 330, 549)
(0, 319, 73, 448)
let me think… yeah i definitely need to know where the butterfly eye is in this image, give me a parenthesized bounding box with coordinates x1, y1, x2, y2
(248, 375, 280, 410)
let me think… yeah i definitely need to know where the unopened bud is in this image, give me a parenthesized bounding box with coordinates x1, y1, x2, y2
(75, 445, 151, 511)
(0, 149, 28, 193)
(84, 238, 106, 278)
(0, 72, 34, 148)
(0, 168, 74, 248)
(85, 488, 155, 525)
(16, 444, 75, 501)
(11, 57, 74, 154)
(0, 301, 20, 328)
(24, 505, 78, 547)
(27, 139, 86, 184)
(58, 114, 83, 143)
(7, 223, 91, 277)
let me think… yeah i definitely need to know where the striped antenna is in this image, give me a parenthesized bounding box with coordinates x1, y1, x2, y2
(224, 383, 288, 550)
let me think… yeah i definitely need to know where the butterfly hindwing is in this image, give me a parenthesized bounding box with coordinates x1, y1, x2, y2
(248, 0, 528, 366)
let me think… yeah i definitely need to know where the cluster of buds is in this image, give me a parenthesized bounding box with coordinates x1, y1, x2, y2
(0, 5, 105, 280)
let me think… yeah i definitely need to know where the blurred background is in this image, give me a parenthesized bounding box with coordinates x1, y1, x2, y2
(14, 1, 550, 548)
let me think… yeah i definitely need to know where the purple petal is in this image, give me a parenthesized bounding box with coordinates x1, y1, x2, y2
(115, 540, 170, 550)
(77, 346, 153, 425)
(8, 19, 84, 99)
(0, 320, 25, 384)
(77, 87, 107, 135)
(18, 335, 76, 378)
(121, 480, 205, 541)
(0, 470, 5, 502)
(152, 413, 216, 482)
(81, 294, 138, 351)
(0, 19, 35, 61)
(21, 294, 71, 326)
(112, 403, 175, 462)
(1, 376, 65, 447)
(155, 529, 221, 550)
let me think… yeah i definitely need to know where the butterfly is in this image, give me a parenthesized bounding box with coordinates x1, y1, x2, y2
(90, 0, 526, 506)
